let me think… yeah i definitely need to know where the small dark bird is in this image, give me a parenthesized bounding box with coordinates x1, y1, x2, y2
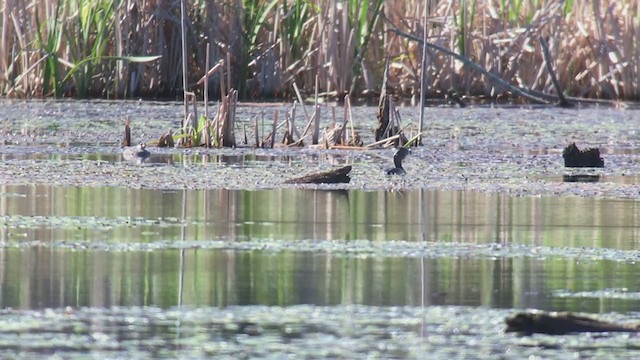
(386, 147, 410, 175)
(123, 142, 150, 162)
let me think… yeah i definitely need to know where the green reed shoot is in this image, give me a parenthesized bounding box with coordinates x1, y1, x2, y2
(347, 0, 384, 92)
(34, 1, 65, 97)
(239, 0, 278, 96)
(281, 0, 310, 60)
(65, 0, 114, 98)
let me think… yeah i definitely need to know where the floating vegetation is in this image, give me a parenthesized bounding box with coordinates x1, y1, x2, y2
(554, 289, 640, 301)
(1, 237, 639, 264)
(0, 305, 637, 359)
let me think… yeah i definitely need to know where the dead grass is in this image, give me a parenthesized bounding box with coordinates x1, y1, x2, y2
(0, 0, 638, 100)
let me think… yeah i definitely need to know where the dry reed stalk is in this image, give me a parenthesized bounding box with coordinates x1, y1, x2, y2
(341, 95, 349, 145)
(312, 73, 320, 144)
(204, 43, 210, 119)
(290, 103, 300, 140)
(1, 0, 639, 100)
(180, 0, 188, 120)
(197, 60, 224, 85)
(203, 119, 211, 148)
(345, 96, 356, 145)
(270, 109, 278, 148)
(242, 123, 247, 145)
(417, 0, 428, 146)
(123, 117, 131, 147)
(261, 111, 288, 146)
(191, 92, 198, 130)
(221, 89, 237, 147)
(254, 114, 260, 148)
(365, 134, 401, 148)
(292, 82, 310, 123)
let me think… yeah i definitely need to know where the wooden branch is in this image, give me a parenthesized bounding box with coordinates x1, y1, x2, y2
(385, 20, 549, 104)
(539, 36, 571, 107)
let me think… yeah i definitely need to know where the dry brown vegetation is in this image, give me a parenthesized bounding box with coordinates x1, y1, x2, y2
(0, 0, 638, 100)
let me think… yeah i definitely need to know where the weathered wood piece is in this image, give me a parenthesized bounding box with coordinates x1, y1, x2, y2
(158, 130, 175, 147)
(563, 143, 604, 167)
(505, 311, 639, 335)
(284, 166, 352, 184)
(123, 118, 132, 147)
(375, 59, 391, 142)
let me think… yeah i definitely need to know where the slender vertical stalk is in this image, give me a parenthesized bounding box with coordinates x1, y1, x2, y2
(418, 1, 428, 146)
(270, 109, 278, 148)
(180, 0, 188, 125)
(204, 43, 210, 118)
(312, 74, 320, 144)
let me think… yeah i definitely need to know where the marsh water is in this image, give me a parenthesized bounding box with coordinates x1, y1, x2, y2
(2, 100, 640, 358)
(2, 185, 640, 357)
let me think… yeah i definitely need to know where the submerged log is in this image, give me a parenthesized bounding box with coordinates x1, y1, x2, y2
(505, 311, 639, 335)
(284, 166, 352, 184)
(563, 143, 604, 167)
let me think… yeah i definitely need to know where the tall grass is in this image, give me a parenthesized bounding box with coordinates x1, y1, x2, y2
(1, 0, 638, 100)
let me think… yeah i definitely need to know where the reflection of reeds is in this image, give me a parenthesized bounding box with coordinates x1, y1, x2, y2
(1, 1, 638, 100)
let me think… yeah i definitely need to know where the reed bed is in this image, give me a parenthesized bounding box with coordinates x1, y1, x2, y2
(1, 0, 638, 100)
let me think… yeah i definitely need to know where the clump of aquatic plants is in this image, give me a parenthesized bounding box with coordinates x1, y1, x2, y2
(1, 0, 638, 100)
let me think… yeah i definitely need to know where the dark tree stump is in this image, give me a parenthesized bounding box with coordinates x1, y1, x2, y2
(505, 311, 639, 335)
(563, 143, 604, 167)
(284, 166, 352, 184)
(123, 120, 131, 147)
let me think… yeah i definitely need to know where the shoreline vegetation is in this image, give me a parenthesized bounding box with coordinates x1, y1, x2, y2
(1, 0, 638, 102)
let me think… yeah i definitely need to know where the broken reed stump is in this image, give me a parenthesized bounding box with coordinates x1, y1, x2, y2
(563, 143, 604, 167)
(284, 166, 352, 184)
(505, 311, 640, 335)
(157, 130, 175, 147)
(123, 118, 132, 147)
(374, 58, 392, 142)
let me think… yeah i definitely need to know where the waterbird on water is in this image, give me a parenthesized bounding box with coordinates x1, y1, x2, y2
(386, 147, 410, 175)
(123, 142, 150, 162)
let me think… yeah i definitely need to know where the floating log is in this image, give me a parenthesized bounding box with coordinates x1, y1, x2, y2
(285, 166, 352, 184)
(563, 143, 604, 167)
(505, 311, 639, 335)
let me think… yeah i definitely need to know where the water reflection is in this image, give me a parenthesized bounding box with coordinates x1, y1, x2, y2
(563, 174, 600, 183)
(2, 185, 640, 312)
(3, 185, 640, 248)
(0, 151, 345, 167)
(2, 247, 639, 313)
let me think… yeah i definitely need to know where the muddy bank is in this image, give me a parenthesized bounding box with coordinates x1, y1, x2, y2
(1, 100, 640, 199)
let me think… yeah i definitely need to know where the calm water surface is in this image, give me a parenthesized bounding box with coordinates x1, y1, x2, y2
(2, 185, 640, 311)
(2, 185, 640, 358)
